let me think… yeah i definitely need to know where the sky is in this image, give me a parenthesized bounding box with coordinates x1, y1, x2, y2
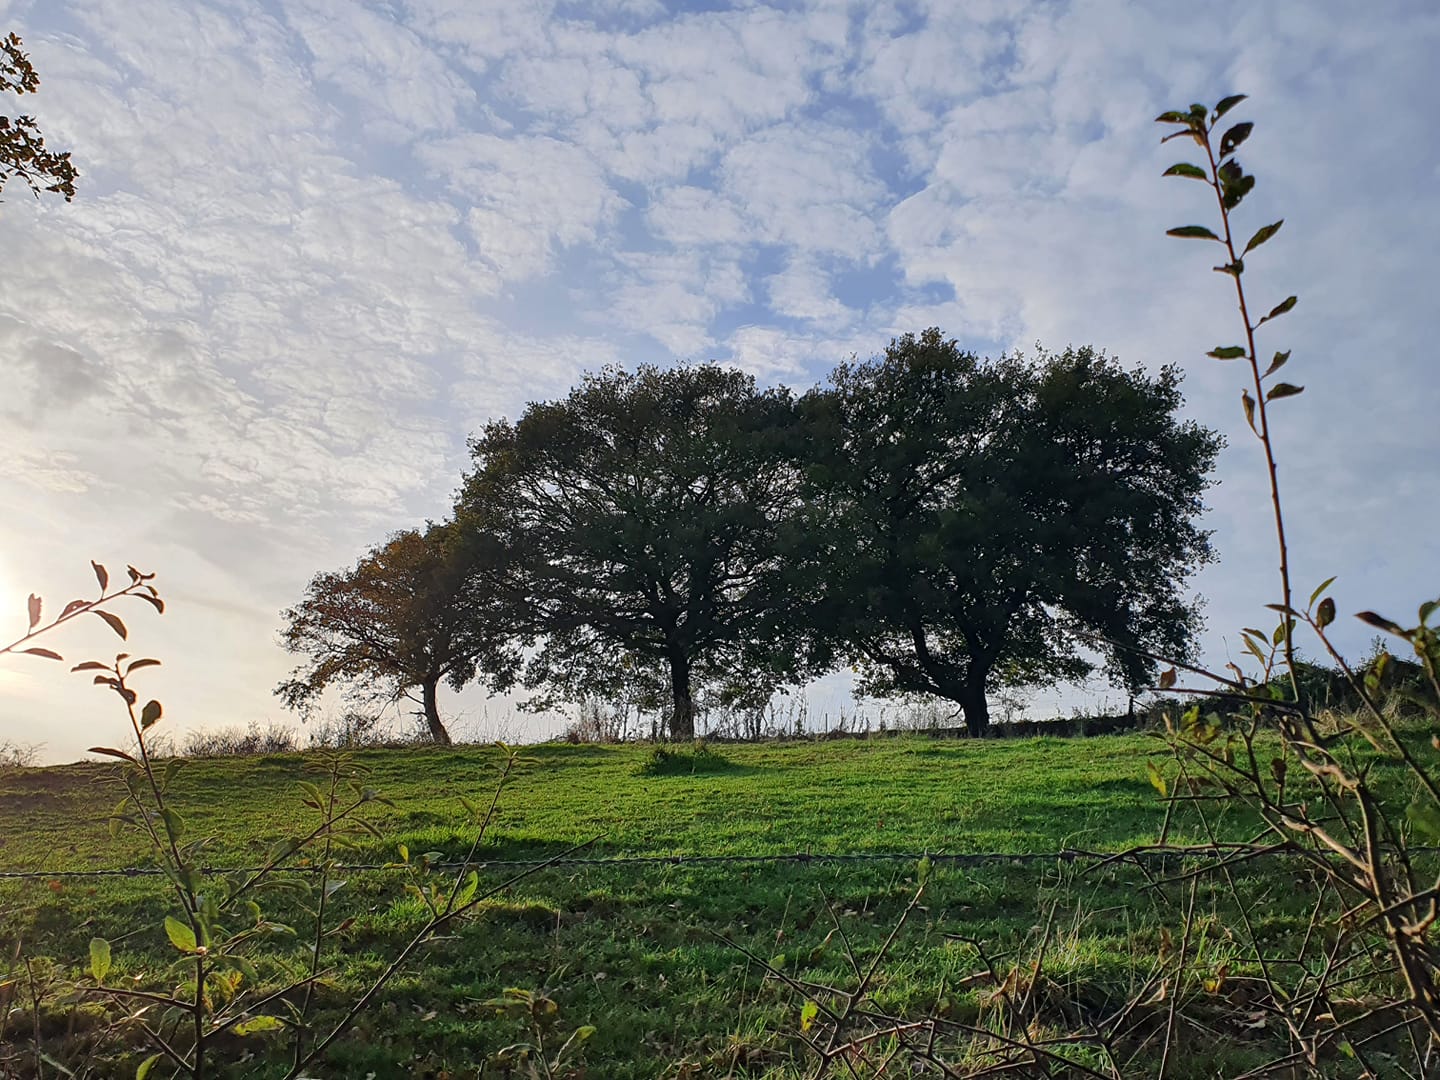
(2, 0, 1437, 762)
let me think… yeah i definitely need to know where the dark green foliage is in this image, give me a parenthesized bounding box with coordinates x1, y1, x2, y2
(460, 364, 807, 740)
(796, 330, 1222, 733)
(633, 740, 734, 777)
(276, 523, 517, 746)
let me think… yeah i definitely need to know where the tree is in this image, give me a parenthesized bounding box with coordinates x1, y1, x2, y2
(799, 329, 1222, 734)
(2, 33, 77, 202)
(460, 364, 805, 740)
(276, 522, 514, 745)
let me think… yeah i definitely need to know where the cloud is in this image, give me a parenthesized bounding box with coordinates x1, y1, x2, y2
(1, 0, 1437, 760)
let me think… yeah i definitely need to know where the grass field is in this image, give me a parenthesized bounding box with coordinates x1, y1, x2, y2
(0, 733, 1416, 1077)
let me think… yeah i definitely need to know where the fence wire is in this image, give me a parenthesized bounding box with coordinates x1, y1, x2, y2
(0, 842, 1303, 881)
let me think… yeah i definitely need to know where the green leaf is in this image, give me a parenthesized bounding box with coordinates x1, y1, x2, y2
(1146, 760, 1168, 798)
(164, 915, 197, 953)
(1407, 790, 1440, 842)
(1166, 225, 1220, 241)
(1162, 162, 1206, 180)
(800, 999, 820, 1032)
(140, 700, 162, 729)
(1207, 346, 1246, 360)
(1316, 597, 1336, 629)
(231, 1014, 288, 1036)
(1263, 351, 1291, 377)
(135, 1054, 163, 1080)
(160, 806, 185, 843)
(89, 938, 111, 982)
(1265, 382, 1304, 402)
(1308, 576, 1337, 607)
(1213, 94, 1247, 119)
(769, 953, 786, 970)
(455, 870, 479, 909)
(1261, 296, 1297, 323)
(1243, 219, 1283, 254)
(1155, 110, 1191, 124)
(1219, 121, 1253, 156)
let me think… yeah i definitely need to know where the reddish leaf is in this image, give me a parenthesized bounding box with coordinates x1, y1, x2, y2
(94, 610, 127, 640)
(27, 593, 41, 630)
(91, 561, 109, 591)
(21, 647, 63, 660)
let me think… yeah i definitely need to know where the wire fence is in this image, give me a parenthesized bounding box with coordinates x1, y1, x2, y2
(0, 842, 1304, 881)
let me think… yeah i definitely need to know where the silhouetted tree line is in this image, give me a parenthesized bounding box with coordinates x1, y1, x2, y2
(278, 330, 1224, 743)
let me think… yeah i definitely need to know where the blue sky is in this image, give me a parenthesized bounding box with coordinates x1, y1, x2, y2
(2, 0, 1438, 760)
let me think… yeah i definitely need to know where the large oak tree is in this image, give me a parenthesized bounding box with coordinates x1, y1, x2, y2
(460, 364, 805, 740)
(799, 329, 1221, 734)
(276, 523, 514, 745)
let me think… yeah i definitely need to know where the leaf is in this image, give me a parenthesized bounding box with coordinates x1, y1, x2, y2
(1265, 382, 1304, 402)
(160, 806, 185, 843)
(1243, 219, 1283, 254)
(71, 661, 110, 672)
(88, 746, 137, 763)
(135, 1054, 163, 1080)
(164, 915, 197, 953)
(1146, 760, 1168, 798)
(1241, 390, 1257, 433)
(1308, 576, 1337, 607)
(1207, 346, 1246, 360)
(89, 937, 111, 981)
(1407, 790, 1440, 843)
(800, 998, 820, 1032)
(1263, 350, 1291, 377)
(141, 700, 163, 730)
(94, 610, 127, 640)
(1162, 162, 1206, 180)
(1213, 93, 1247, 119)
(27, 594, 41, 630)
(92, 561, 108, 591)
(1166, 225, 1220, 241)
(1317, 597, 1336, 629)
(126, 658, 161, 674)
(1155, 110, 1191, 123)
(134, 592, 165, 614)
(231, 1014, 287, 1036)
(1219, 121, 1253, 156)
(21, 647, 63, 660)
(1158, 667, 1178, 690)
(1356, 611, 1405, 636)
(1261, 296, 1297, 323)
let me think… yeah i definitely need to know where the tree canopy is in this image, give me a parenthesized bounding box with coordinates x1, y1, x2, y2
(276, 522, 515, 745)
(796, 329, 1221, 733)
(1, 33, 77, 203)
(460, 364, 807, 740)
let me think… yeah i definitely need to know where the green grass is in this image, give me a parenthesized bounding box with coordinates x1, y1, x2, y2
(0, 733, 1419, 1077)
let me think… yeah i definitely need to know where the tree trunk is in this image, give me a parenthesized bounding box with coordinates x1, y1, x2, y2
(667, 649, 696, 742)
(957, 673, 990, 737)
(420, 676, 452, 746)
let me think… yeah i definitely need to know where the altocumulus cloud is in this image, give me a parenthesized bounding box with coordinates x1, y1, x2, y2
(1, 0, 1436, 759)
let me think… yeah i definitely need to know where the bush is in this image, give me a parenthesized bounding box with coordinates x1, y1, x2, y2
(634, 740, 733, 776)
(179, 721, 298, 758)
